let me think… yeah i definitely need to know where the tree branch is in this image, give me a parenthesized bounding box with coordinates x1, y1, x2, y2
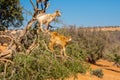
(30, 0, 36, 10)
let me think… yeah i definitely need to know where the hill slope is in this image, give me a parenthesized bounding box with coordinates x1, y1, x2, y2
(67, 59, 120, 80)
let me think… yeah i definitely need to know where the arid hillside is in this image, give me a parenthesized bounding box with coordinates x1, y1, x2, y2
(67, 59, 120, 80)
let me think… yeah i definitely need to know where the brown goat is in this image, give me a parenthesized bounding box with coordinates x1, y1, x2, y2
(48, 32, 71, 56)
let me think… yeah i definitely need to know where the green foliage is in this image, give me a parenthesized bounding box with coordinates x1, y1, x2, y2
(9, 50, 88, 80)
(66, 43, 87, 61)
(0, 0, 24, 30)
(90, 69, 104, 78)
(64, 59, 89, 74)
(114, 54, 120, 66)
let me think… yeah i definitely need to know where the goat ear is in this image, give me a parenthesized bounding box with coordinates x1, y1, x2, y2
(56, 10, 58, 13)
(68, 36, 72, 41)
(56, 10, 61, 16)
(56, 10, 60, 13)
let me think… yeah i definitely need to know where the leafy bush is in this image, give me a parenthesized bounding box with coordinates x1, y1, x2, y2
(114, 54, 120, 67)
(10, 51, 89, 80)
(66, 43, 87, 61)
(90, 69, 104, 78)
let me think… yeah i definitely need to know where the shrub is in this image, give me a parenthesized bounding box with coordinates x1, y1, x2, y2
(90, 69, 104, 78)
(66, 43, 87, 61)
(10, 51, 89, 80)
(114, 54, 120, 67)
(64, 59, 89, 74)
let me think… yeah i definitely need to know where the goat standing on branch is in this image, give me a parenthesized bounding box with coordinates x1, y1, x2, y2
(36, 10, 61, 32)
(48, 32, 72, 56)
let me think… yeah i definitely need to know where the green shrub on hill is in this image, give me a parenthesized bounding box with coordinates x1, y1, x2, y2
(90, 69, 104, 78)
(11, 50, 89, 80)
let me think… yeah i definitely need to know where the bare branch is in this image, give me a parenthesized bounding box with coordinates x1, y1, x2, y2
(26, 36, 38, 54)
(36, 0, 42, 9)
(42, 40, 51, 52)
(30, 0, 36, 10)
(0, 58, 14, 64)
(43, 0, 50, 12)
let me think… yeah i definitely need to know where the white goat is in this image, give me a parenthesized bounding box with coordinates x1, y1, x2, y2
(36, 10, 61, 32)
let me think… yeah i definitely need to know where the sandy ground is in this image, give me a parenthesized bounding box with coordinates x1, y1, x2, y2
(0, 45, 120, 80)
(67, 59, 120, 80)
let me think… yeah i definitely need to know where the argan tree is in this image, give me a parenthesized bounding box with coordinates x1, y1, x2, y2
(0, 0, 51, 58)
(0, 0, 24, 30)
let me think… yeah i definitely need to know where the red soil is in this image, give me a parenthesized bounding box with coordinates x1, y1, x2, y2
(67, 59, 120, 80)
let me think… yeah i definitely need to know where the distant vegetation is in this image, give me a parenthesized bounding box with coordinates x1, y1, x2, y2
(57, 25, 120, 64)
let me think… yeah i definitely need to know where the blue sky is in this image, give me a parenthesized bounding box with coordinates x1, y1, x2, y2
(20, 0, 120, 27)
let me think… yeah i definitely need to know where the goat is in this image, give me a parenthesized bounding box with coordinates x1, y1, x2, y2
(48, 32, 71, 56)
(36, 10, 61, 32)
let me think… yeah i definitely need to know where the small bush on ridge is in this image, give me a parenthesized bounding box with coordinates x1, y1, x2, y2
(90, 69, 104, 78)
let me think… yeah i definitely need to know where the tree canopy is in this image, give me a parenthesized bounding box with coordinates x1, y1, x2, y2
(0, 0, 24, 30)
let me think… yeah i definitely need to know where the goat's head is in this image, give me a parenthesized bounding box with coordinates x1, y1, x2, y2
(55, 10, 61, 17)
(67, 36, 72, 42)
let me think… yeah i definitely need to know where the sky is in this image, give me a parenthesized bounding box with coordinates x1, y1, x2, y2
(20, 0, 120, 27)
